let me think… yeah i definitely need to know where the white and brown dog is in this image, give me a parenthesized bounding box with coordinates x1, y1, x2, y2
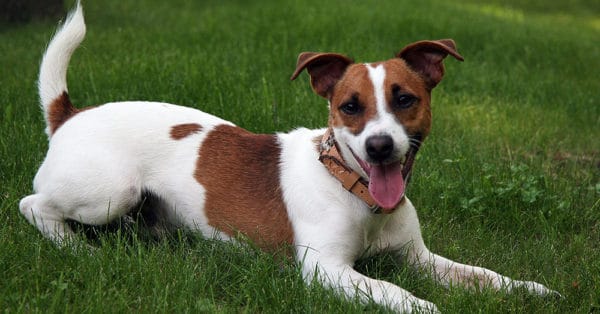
(20, 3, 557, 313)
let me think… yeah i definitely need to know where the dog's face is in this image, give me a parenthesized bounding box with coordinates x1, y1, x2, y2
(291, 40, 463, 209)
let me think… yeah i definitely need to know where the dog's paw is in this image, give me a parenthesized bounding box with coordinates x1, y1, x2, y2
(412, 299, 439, 314)
(392, 297, 439, 314)
(414, 299, 440, 314)
(518, 280, 562, 298)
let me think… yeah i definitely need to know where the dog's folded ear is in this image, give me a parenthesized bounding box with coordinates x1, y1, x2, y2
(291, 52, 353, 98)
(397, 39, 464, 90)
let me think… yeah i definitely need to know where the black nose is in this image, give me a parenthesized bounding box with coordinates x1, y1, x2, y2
(366, 135, 394, 162)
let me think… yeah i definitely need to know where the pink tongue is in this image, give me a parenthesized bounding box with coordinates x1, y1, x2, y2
(368, 162, 405, 209)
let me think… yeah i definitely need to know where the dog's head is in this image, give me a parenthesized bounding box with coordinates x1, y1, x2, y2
(291, 40, 463, 210)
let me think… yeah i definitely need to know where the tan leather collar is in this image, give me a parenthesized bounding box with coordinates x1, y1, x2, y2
(318, 129, 398, 214)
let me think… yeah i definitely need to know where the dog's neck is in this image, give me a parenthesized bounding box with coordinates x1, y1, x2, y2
(318, 128, 399, 214)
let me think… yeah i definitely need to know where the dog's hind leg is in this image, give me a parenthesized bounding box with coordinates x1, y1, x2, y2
(19, 194, 76, 245)
(20, 158, 144, 246)
(20, 187, 143, 246)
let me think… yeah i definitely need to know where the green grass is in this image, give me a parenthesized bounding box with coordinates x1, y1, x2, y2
(1, 0, 598, 312)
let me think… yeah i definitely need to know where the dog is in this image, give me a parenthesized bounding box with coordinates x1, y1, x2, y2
(20, 3, 558, 312)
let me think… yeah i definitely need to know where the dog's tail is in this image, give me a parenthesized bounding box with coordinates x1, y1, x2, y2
(38, 1, 85, 137)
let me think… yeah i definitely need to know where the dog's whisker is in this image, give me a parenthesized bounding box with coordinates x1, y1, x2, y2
(408, 137, 423, 150)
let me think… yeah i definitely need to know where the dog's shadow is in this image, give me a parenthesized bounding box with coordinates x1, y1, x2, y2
(66, 191, 183, 247)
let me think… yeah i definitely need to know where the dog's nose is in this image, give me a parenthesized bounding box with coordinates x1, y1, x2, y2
(366, 135, 394, 162)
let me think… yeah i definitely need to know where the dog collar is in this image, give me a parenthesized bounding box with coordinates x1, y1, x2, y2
(318, 129, 398, 214)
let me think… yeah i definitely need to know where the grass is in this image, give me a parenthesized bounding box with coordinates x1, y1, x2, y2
(0, 0, 598, 312)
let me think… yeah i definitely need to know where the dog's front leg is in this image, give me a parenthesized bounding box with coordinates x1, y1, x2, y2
(300, 256, 439, 313)
(409, 250, 558, 297)
(387, 199, 559, 297)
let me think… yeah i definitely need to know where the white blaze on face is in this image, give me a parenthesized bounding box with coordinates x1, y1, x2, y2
(360, 64, 410, 162)
(367, 64, 387, 117)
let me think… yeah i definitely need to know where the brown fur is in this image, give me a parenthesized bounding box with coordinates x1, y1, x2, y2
(194, 124, 294, 250)
(47, 92, 78, 135)
(383, 59, 432, 138)
(170, 123, 203, 140)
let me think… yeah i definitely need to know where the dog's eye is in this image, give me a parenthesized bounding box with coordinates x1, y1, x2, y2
(393, 94, 418, 110)
(339, 102, 363, 115)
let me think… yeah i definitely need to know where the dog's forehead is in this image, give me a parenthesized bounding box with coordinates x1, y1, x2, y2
(334, 63, 373, 92)
(332, 59, 426, 102)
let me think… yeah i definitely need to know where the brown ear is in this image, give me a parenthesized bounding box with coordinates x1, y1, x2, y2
(397, 39, 464, 89)
(290, 52, 353, 98)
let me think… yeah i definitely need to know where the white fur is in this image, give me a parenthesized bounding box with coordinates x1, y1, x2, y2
(20, 4, 558, 313)
(368, 63, 387, 115)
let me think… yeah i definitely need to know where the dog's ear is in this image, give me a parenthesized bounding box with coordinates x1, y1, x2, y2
(291, 52, 353, 98)
(397, 39, 464, 89)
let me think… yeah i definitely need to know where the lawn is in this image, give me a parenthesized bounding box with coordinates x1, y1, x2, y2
(0, 0, 598, 312)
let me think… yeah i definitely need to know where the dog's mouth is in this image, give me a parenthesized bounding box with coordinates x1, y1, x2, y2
(350, 147, 417, 210)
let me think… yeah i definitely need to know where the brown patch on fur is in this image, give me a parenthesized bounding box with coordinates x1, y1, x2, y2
(329, 64, 378, 135)
(47, 91, 78, 135)
(383, 59, 432, 138)
(195, 124, 294, 251)
(170, 123, 203, 140)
